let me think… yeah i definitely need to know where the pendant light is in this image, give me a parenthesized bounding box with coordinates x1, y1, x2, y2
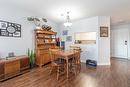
(64, 12, 72, 27)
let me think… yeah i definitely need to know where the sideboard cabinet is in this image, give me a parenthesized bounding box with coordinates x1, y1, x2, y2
(0, 55, 29, 81)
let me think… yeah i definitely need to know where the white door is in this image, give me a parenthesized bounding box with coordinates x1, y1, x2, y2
(111, 28, 129, 59)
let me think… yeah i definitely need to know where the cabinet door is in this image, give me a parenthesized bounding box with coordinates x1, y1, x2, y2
(40, 55, 44, 64)
(36, 50, 51, 66)
(0, 62, 4, 80)
(43, 51, 51, 64)
(20, 57, 29, 71)
(5, 60, 20, 77)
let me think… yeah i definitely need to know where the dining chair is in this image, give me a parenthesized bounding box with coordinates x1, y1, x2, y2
(69, 46, 81, 75)
(49, 49, 66, 80)
(74, 51, 81, 73)
(70, 46, 81, 51)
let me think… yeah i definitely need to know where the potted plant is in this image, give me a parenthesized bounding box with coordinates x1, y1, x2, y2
(27, 17, 47, 29)
(27, 48, 36, 68)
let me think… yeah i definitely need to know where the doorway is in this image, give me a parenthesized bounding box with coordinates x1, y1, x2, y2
(111, 28, 129, 59)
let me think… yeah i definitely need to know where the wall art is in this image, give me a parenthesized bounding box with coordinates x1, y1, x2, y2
(62, 30, 68, 36)
(100, 26, 108, 37)
(0, 20, 21, 37)
(66, 36, 72, 42)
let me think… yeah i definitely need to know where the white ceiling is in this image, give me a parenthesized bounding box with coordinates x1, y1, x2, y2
(0, 0, 130, 25)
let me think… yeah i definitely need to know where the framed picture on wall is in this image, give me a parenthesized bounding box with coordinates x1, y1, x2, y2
(62, 30, 68, 36)
(0, 20, 21, 37)
(66, 36, 72, 42)
(100, 26, 108, 37)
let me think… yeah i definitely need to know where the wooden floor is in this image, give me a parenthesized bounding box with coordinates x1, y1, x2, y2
(0, 58, 130, 87)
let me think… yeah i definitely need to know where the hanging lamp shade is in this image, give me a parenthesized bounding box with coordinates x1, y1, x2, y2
(64, 22, 72, 27)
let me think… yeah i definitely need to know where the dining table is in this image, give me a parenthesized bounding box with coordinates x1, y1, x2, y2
(50, 49, 77, 79)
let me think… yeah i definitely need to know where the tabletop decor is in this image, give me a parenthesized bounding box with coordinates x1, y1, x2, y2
(41, 24, 52, 31)
(27, 17, 47, 29)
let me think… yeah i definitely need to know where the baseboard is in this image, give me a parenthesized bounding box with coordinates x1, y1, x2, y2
(112, 57, 130, 60)
(81, 60, 86, 63)
(97, 62, 111, 66)
(111, 56, 128, 59)
(81, 60, 111, 66)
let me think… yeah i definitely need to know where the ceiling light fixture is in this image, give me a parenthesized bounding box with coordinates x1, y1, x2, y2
(64, 12, 72, 27)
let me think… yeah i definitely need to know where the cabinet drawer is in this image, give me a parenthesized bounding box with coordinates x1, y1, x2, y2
(37, 50, 49, 55)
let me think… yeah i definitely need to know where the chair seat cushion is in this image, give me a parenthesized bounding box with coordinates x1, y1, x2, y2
(53, 58, 65, 65)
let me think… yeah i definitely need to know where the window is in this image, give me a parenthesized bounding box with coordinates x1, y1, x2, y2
(75, 32, 96, 44)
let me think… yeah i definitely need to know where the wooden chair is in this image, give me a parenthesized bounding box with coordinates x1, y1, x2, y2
(74, 51, 81, 73)
(49, 49, 66, 80)
(69, 46, 81, 75)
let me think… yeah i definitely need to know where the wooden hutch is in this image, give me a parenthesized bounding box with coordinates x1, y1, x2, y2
(35, 29, 57, 67)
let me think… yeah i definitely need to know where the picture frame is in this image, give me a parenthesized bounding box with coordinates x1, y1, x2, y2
(0, 20, 21, 37)
(62, 30, 68, 36)
(66, 36, 72, 42)
(100, 26, 108, 37)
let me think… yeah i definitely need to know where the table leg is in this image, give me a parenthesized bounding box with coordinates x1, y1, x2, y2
(66, 58, 69, 79)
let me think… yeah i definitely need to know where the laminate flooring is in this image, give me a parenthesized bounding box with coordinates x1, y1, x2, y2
(0, 58, 130, 87)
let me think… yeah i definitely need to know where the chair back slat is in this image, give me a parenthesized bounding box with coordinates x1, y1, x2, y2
(70, 46, 81, 52)
(49, 49, 60, 62)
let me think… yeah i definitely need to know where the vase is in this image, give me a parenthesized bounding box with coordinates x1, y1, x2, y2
(30, 61, 35, 69)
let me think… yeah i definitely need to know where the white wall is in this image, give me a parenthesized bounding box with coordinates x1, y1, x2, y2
(59, 17, 99, 62)
(111, 24, 130, 60)
(0, 6, 59, 58)
(59, 16, 111, 65)
(0, 5, 111, 65)
(98, 16, 111, 65)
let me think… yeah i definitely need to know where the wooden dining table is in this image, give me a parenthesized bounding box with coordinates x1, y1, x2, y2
(50, 49, 77, 79)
